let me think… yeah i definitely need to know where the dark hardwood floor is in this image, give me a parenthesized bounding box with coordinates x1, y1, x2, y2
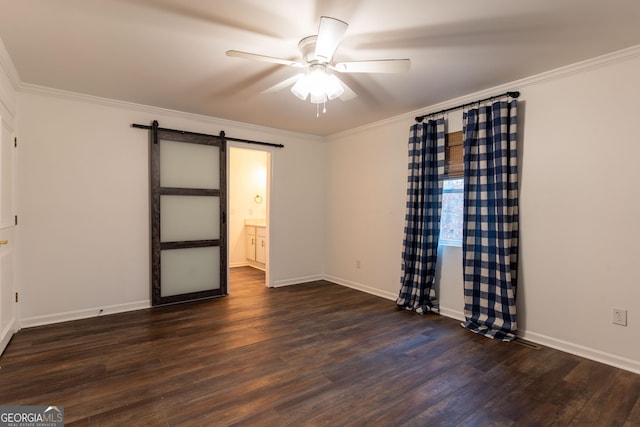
(1, 266, 639, 426)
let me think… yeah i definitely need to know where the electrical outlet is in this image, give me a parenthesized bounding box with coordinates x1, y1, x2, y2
(613, 308, 627, 326)
(356, 259, 361, 269)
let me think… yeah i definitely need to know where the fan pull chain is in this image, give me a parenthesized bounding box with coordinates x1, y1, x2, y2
(315, 102, 328, 118)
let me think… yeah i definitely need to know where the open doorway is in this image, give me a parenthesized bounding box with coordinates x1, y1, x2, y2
(228, 146, 270, 290)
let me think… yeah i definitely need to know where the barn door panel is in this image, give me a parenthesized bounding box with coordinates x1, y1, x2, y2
(150, 121, 227, 306)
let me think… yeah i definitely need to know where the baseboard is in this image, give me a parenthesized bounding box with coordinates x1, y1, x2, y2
(272, 274, 324, 288)
(324, 274, 640, 374)
(322, 275, 398, 301)
(322, 276, 467, 320)
(438, 306, 465, 321)
(422, 307, 640, 374)
(516, 329, 640, 375)
(0, 318, 17, 356)
(20, 300, 151, 329)
(229, 261, 249, 268)
(15, 275, 640, 374)
(436, 309, 640, 375)
(246, 260, 266, 272)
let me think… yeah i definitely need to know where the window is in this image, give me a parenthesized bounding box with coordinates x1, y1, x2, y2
(445, 131, 463, 178)
(440, 178, 463, 246)
(440, 130, 464, 247)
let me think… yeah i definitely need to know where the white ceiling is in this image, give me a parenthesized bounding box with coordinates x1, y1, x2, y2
(1, 0, 640, 136)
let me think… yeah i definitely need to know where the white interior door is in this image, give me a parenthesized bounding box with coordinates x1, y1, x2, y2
(0, 117, 17, 355)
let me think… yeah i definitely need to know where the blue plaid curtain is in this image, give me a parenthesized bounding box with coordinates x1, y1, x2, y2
(461, 100, 519, 341)
(396, 118, 446, 314)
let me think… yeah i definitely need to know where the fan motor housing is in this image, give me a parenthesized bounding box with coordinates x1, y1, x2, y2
(298, 35, 322, 63)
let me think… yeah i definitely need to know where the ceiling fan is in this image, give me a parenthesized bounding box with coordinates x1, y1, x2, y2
(226, 16, 410, 114)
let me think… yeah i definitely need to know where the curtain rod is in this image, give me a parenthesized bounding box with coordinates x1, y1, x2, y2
(131, 123, 285, 148)
(414, 91, 520, 123)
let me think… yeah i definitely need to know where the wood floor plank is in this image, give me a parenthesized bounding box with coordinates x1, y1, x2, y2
(625, 396, 640, 427)
(1, 266, 639, 426)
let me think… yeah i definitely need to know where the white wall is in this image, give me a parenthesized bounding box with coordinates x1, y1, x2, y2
(515, 52, 640, 369)
(325, 47, 640, 373)
(324, 119, 408, 299)
(16, 88, 326, 326)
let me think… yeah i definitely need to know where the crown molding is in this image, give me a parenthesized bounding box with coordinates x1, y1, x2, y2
(329, 44, 640, 140)
(18, 82, 324, 144)
(0, 38, 19, 120)
(0, 38, 20, 90)
(7, 41, 640, 142)
(1, 29, 320, 142)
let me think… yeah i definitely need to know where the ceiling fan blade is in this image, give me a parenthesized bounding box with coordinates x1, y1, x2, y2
(338, 78, 357, 101)
(261, 75, 302, 94)
(226, 50, 304, 68)
(333, 59, 411, 74)
(315, 16, 348, 62)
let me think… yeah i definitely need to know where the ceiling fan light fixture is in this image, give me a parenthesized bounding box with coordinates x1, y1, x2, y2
(290, 66, 344, 106)
(290, 75, 310, 101)
(324, 74, 344, 100)
(310, 90, 328, 104)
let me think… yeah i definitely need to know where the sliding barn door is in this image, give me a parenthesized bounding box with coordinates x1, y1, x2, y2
(150, 121, 227, 306)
